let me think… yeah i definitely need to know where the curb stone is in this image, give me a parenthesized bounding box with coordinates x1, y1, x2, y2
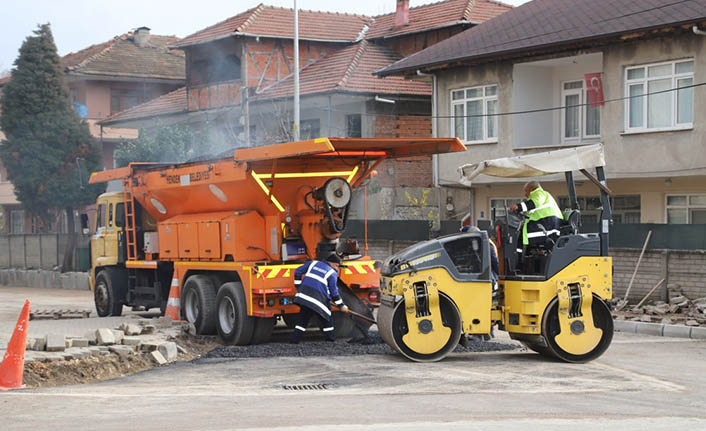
(615, 319, 706, 340)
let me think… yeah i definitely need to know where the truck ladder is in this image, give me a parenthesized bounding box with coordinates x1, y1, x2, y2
(123, 179, 139, 261)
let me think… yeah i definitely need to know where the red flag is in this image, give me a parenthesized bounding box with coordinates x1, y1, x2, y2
(584, 73, 604, 107)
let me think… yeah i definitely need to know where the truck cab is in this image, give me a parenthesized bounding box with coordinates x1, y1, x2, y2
(88, 192, 126, 300)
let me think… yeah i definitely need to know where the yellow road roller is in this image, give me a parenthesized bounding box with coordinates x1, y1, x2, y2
(378, 144, 614, 362)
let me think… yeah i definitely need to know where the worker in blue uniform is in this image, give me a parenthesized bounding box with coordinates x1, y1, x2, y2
(290, 253, 348, 344)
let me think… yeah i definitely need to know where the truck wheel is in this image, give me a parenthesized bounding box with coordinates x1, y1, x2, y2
(94, 269, 124, 317)
(181, 275, 217, 335)
(250, 317, 276, 344)
(333, 284, 374, 338)
(216, 282, 255, 345)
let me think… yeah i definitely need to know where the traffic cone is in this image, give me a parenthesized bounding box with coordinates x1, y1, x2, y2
(164, 277, 181, 322)
(0, 300, 30, 391)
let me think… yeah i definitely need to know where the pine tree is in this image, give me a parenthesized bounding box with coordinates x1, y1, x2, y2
(0, 24, 103, 272)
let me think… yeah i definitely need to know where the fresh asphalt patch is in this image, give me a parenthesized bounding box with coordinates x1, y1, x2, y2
(203, 330, 518, 360)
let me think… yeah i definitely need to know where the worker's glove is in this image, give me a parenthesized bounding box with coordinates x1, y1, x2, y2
(340, 304, 349, 313)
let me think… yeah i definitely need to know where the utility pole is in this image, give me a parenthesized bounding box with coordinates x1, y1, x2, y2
(293, 0, 300, 141)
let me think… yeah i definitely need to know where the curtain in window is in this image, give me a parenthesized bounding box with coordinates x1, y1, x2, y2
(629, 85, 644, 128)
(486, 99, 497, 138)
(564, 94, 580, 138)
(677, 78, 693, 124)
(647, 79, 671, 128)
(466, 100, 483, 141)
(454, 104, 464, 139)
(585, 103, 600, 136)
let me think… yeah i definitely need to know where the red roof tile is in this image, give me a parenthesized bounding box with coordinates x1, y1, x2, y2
(379, 0, 706, 76)
(174, 4, 373, 47)
(63, 32, 185, 80)
(101, 86, 187, 124)
(254, 40, 430, 100)
(366, 0, 511, 39)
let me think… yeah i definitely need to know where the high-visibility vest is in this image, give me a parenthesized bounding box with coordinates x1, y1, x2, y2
(521, 187, 563, 245)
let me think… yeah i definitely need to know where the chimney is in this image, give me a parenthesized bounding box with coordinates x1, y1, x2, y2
(395, 0, 410, 28)
(134, 26, 151, 47)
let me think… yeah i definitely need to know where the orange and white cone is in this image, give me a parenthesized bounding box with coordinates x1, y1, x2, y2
(164, 277, 181, 322)
(0, 299, 30, 391)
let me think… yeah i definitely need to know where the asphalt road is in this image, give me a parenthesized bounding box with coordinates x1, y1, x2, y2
(2, 330, 705, 430)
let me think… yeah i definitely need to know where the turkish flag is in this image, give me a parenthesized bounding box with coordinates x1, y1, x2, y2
(584, 73, 604, 107)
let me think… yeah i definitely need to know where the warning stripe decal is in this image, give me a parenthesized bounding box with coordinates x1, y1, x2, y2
(254, 262, 376, 278)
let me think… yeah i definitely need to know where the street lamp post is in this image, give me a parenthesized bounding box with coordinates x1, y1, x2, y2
(293, 0, 300, 141)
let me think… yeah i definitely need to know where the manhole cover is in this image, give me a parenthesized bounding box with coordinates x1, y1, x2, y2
(282, 384, 330, 391)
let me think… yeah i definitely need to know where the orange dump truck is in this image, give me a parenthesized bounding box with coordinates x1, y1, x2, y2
(85, 137, 465, 344)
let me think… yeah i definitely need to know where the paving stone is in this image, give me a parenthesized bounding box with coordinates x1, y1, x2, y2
(635, 322, 664, 337)
(150, 350, 167, 365)
(84, 330, 98, 345)
(662, 324, 692, 339)
(691, 326, 706, 340)
(142, 325, 156, 335)
(30, 337, 46, 351)
(109, 345, 134, 358)
(122, 336, 142, 346)
(111, 329, 125, 344)
(66, 348, 91, 359)
(70, 338, 90, 348)
(139, 342, 160, 352)
(62, 353, 75, 360)
(97, 346, 110, 352)
(156, 316, 173, 328)
(98, 350, 111, 356)
(158, 342, 178, 362)
(121, 323, 142, 336)
(685, 320, 699, 326)
(45, 334, 66, 352)
(87, 347, 103, 357)
(96, 328, 116, 345)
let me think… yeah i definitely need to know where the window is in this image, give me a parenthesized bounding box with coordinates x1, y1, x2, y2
(490, 198, 521, 219)
(625, 59, 694, 132)
(299, 119, 321, 140)
(443, 237, 483, 274)
(96, 204, 106, 229)
(115, 203, 125, 228)
(559, 195, 640, 224)
(10, 210, 24, 234)
(346, 114, 362, 138)
(561, 80, 601, 143)
(190, 55, 241, 86)
(451, 85, 498, 143)
(108, 203, 114, 227)
(666, 194, 706, 224)
(111, 89, 144, 115)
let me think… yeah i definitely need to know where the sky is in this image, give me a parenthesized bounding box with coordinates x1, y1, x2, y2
(0, 0, 530, 73)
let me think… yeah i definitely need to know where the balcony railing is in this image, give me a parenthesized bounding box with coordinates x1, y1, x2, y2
(187, 80, 242, 112)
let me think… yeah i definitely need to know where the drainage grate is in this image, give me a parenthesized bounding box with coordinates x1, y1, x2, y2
(282, 384, 330, 391)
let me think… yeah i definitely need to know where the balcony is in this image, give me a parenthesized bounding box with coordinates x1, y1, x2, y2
(187, 80, 242, 112)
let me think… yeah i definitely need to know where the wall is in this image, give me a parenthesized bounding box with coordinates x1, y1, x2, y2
(381, 27, 467, 57)
(0, 234, 90, 271)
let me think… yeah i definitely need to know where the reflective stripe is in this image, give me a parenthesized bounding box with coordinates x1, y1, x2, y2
(167, 298, 180, 307)
(516, 248, 523, 253)
(304, 261, 334, 286)
(527, 203, 552, 214)
(295, 292, 331, 316)
(323, 327, 334, 332)
(520, 202, 527, 212)
(546, 229, 560, 236)
(334, 299, 343, 305)
(527, 231, 548, 238)
(294, 280, 301, 285)
(171, 278, 179, 287)
(295, 325, 306, 332)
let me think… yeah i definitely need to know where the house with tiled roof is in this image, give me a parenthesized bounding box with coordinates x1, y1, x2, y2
(378, 0, 706, 227)
(100, 0, 511, 222)
(0, 27, 185, 233)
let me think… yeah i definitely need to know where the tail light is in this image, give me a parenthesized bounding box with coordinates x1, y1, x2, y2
(368, 291, 379, 303)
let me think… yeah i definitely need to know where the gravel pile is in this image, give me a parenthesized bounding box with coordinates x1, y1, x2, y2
(204, 331, 518, 359)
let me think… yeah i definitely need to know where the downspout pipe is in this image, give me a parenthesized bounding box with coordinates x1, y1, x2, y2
(417, 69, 438, 187)
(693, 25, 706, 36)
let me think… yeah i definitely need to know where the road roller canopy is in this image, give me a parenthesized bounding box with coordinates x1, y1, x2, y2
(457, 143, 605, 187)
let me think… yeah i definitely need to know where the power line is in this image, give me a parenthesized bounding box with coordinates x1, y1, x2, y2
(323, 80, 705, 119)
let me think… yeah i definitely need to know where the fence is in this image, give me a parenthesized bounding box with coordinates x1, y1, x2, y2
(0, 234, 90, 272)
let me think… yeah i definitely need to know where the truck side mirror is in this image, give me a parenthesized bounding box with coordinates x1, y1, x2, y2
(80, 214, 90, 235)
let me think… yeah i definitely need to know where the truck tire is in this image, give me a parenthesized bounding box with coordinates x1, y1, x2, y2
(250, 317, 276, 344)
(216, 282, 255, 345)
(332, 284, 374, 338)
(94, 269, 125, 317)
(181, 275, 217, 335)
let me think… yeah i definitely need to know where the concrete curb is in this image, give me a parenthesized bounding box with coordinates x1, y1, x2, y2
(614, 319, 705, 340)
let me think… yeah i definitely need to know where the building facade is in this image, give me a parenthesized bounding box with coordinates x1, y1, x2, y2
(379, 0, 706, 227)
